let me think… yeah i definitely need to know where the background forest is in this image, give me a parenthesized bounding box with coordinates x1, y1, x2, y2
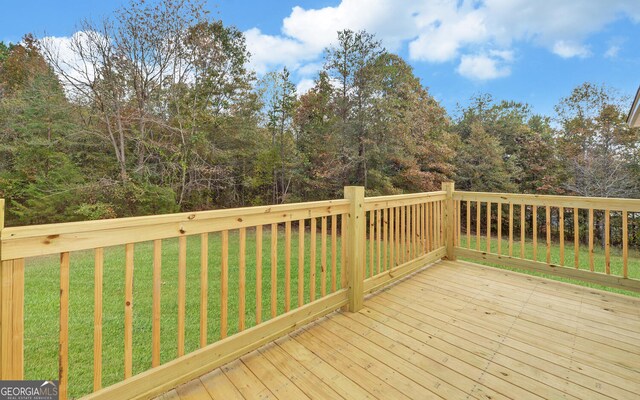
(0, 0, 638, 227)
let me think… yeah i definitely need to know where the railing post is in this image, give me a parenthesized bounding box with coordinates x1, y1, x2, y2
(344, 186, 365, 312)
(0, 199, 24, 379)
(442, 182, 456, 261)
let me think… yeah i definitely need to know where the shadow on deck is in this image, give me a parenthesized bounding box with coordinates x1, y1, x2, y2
(158, 260, 640, 400)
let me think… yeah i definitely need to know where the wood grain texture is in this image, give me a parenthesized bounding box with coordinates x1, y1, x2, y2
(159, 259, 640, 400)
(2, 200, 350, 260)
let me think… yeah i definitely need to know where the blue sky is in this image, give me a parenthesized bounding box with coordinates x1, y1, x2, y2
(2, 0, 640, 118)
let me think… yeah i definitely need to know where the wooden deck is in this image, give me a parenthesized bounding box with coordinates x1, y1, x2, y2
(157, 260, 640, 400)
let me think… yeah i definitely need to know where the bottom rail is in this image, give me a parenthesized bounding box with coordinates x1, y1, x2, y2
(363, 247, 446, 294)
(455, 247, 640, 293)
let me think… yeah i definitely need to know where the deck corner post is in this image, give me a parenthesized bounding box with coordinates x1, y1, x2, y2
(344, 186, 365, 312)
(442, 182, 456, 261)
(0, 199, 25, 380)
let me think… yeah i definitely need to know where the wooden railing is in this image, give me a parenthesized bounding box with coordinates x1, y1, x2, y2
(453, 190, 640, 292)
(0, 185, 449, 399)
(362, 191, 447, 294)
(2, 183, 639, 399)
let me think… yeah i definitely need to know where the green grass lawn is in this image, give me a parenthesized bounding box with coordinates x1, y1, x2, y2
(458, 234, 640, 297)
(24, 227, 345, 399)
(23, 227, 640, 398)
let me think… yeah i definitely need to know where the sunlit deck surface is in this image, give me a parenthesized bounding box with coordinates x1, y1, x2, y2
(157, 260, 640, 400)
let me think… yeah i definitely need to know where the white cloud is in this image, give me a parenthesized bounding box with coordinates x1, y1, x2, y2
(552, 40, 591, 58)
(457, 53, 511, 80)
(296, 78, 316, 95)
(409, 6, 489, 62)
(241, 0, 640, 82)
(605, 45, 620, 58)
(43, 1, 640, 85)
(282, 1, 420, 53)
(39, 31, 102, 95)
(244, 28, 316, 74)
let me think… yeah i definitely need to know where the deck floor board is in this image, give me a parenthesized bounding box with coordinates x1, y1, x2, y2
(161, 260, 640, 400)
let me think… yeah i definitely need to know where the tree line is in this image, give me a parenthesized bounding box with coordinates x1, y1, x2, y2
(0, 0, 638, 227)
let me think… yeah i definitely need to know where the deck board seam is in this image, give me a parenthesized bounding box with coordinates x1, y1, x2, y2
(469, 278, 541, 400)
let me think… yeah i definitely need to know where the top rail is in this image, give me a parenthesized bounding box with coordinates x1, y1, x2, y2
(364, 191, 446, 211)
(1, 199, 349, 260)
(454, 191, 640, 211)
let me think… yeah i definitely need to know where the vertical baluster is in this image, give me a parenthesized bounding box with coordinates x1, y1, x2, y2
(177, 237, 185, 357)
(497, 203, 502, 255)
(409, 204, 414, 258)
(255, 226, 263, 324)
(520, 204, 525, 258)
(152, 240, 161, 367)
(466, 201, 471, 249)
(605, 210, 610, 274)
(369, 211, 374, 277)
(574, 208, 579, 269)
(546, 206, 551, 264)
(376, 209, 382, 273)
(297, 220, 304, 306)
(440, 201, 444, 247)
(239, 228, 246, 330)
(428, 202, 433, 252)
(321, 217, 327, 297)
(589, 209, 594, 272)
(220, 230, 229, 338)
(421, 203, 426, 253)
(412, 205, 417, 259)
(59, 252, 70, 399)
(200, 234, 208, 347)
(332, 215, 338, 291)
(271, 224, 278, 318)
(341, 215, 347, 288)
(431, 202, 435, 251)
(623, 210, 628, 278)
(404, 205, 409, 256)
(401, 206, 406, 263)
(435, 202, 439, 248)
(285, 221, 291, 311)
(395, 207, 400, 265)
(508, 203, 513, 257)
(124, 243, 134, 376)
(94, 248, 103, 390)
(424, 203, 429, 254)
(559, 208, 565, 266)
(456, 201, 461, 248)
(389, 207, 395, 267)
(423, 203, 428, 253)
(486, 201, 492, 253)
(383, 209, 389, 270)
(476, 202, 481, 251)
(532, 206, 538, 261)
(310, 218, 316, 301)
